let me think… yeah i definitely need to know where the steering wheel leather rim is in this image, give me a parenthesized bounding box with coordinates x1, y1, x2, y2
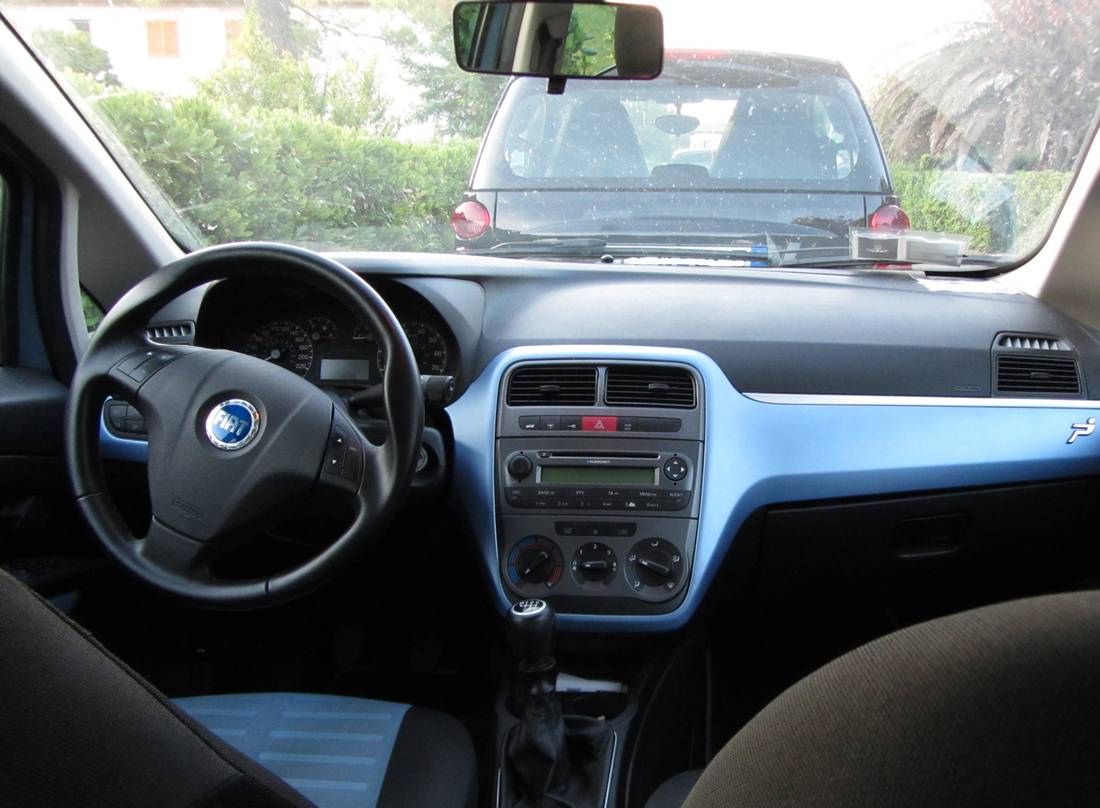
(65, 242, 424, 608)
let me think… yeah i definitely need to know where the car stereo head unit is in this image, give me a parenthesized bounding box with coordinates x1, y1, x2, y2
(501, 448, 694, 514)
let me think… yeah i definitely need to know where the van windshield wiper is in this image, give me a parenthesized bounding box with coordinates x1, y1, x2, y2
(478, 238, 611, 257)
(469, 240, 1010, 273)
(472, 238, 778, 261)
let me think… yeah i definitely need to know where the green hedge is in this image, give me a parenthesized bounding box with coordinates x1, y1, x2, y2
(891, 166, 1071, 254)
(95, 91, 479, 251)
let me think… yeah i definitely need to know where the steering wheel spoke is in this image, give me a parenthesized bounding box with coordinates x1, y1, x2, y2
(138, 518, 213, 580)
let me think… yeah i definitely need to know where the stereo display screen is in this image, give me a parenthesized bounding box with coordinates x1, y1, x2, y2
(540, 466, 656, 485)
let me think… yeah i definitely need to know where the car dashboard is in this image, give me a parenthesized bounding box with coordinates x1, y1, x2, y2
(103, 254, 1100, 633)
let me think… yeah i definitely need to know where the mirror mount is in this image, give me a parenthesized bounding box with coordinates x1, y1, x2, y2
(548, 76, 567, 95)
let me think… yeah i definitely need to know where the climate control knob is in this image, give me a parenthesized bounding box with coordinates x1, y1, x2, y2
(625, 538, 683, 594)
(507, 536, 563, 589)
(572, 542, 618, 588)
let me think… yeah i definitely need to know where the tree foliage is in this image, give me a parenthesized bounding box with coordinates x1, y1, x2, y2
(377, 0, 506, 138)
(96, 89, 477, 248)
(31, 29, 119, 86)
(197, 11, 393, 133)
(870, 0, 1100, 172)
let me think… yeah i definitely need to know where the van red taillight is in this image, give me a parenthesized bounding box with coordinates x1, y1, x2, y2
(870, 203, 910, 231)
(451, 201, 491, 240)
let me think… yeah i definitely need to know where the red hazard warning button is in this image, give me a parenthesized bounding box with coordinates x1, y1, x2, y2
(581, 416, 618, 432)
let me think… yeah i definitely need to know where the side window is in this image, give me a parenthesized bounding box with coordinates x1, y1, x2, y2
(81, 287, 103, 334)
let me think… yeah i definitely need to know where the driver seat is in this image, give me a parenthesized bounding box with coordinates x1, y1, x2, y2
(0, 570, 477, 808)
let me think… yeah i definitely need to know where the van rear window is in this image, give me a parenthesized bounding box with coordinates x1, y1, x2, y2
(474, 72, 887, 192)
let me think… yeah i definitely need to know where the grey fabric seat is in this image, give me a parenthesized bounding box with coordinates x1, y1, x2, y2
(651, 592, 1100, 808)
(0, 570, 476, 808)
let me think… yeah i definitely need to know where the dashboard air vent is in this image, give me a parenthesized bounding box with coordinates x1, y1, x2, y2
(605, 365, 696, 408)
(147, 321, 195, 344)
(996, 333, 1069, 351)
(995, 354, 1082, 397)
(507, 365, 597, 406)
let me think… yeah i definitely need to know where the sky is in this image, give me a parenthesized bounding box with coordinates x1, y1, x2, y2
(646, 0, 991, 95)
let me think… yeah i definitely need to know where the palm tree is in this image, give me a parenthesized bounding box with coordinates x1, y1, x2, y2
(871, 0, 1100, 172)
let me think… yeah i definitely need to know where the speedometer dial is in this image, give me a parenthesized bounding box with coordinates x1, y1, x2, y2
(377, 321, 449, 375)
(244, 320, 314, 376)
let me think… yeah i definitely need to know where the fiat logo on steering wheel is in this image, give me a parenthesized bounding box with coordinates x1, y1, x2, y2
(204, 399, 262, 451)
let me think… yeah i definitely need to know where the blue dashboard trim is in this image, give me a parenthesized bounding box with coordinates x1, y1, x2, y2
(445, 345, 1100, 633)
(99, 411, 149, 463)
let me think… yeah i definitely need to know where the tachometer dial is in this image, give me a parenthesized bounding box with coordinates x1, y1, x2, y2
(377, 321, 449, 375)
(244, 320, 314, 376)
(307, 316, 338, 343)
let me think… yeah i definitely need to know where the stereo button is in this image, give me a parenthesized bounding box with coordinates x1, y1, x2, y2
(663, 457, 688, 482)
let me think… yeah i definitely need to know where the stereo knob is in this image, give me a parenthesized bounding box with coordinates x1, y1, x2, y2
(507, 454, 534, 481)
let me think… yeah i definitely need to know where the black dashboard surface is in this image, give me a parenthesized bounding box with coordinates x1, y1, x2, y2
(152, 254, 1100, 399)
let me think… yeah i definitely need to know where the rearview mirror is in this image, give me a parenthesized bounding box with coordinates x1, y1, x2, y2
(453, 1, 664, 81)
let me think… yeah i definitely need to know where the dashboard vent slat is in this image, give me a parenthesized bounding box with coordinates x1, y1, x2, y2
(996, 334, 1069, 352)
(146, 321, 195, 345)
(606, 365, 696, 408)
(995, 355, 1082, 397)
(507, 366, 597, 406)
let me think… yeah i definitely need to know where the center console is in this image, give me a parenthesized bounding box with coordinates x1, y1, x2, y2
(496, 361, 704, 615)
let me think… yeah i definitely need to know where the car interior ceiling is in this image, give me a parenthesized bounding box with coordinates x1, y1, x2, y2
(5, 6, 1100, 808)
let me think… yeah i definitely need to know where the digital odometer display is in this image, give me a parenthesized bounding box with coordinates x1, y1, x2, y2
(540, 466, 656, 485)
(320, 358, 374, 382)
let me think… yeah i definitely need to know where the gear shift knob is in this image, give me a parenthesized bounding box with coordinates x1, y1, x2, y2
(506, 599, 555, 667)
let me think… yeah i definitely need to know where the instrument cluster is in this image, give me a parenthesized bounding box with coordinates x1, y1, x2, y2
(198, 281, 456, 388)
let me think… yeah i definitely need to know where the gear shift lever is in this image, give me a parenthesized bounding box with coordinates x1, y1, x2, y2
(506, 598, 556, 675)
(502, 599, 615, 808)
(501, 599, 615, 807)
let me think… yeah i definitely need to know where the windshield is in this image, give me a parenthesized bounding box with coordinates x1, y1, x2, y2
(1, 0, 1098, 270)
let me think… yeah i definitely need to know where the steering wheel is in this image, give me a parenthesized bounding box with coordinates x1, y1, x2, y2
(65, 243, 424, 608)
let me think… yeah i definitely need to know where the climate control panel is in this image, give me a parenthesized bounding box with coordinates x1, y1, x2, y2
(500, 516, 697, 607)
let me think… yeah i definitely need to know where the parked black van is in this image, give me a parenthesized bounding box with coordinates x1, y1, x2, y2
(452, 50, 910, 264)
